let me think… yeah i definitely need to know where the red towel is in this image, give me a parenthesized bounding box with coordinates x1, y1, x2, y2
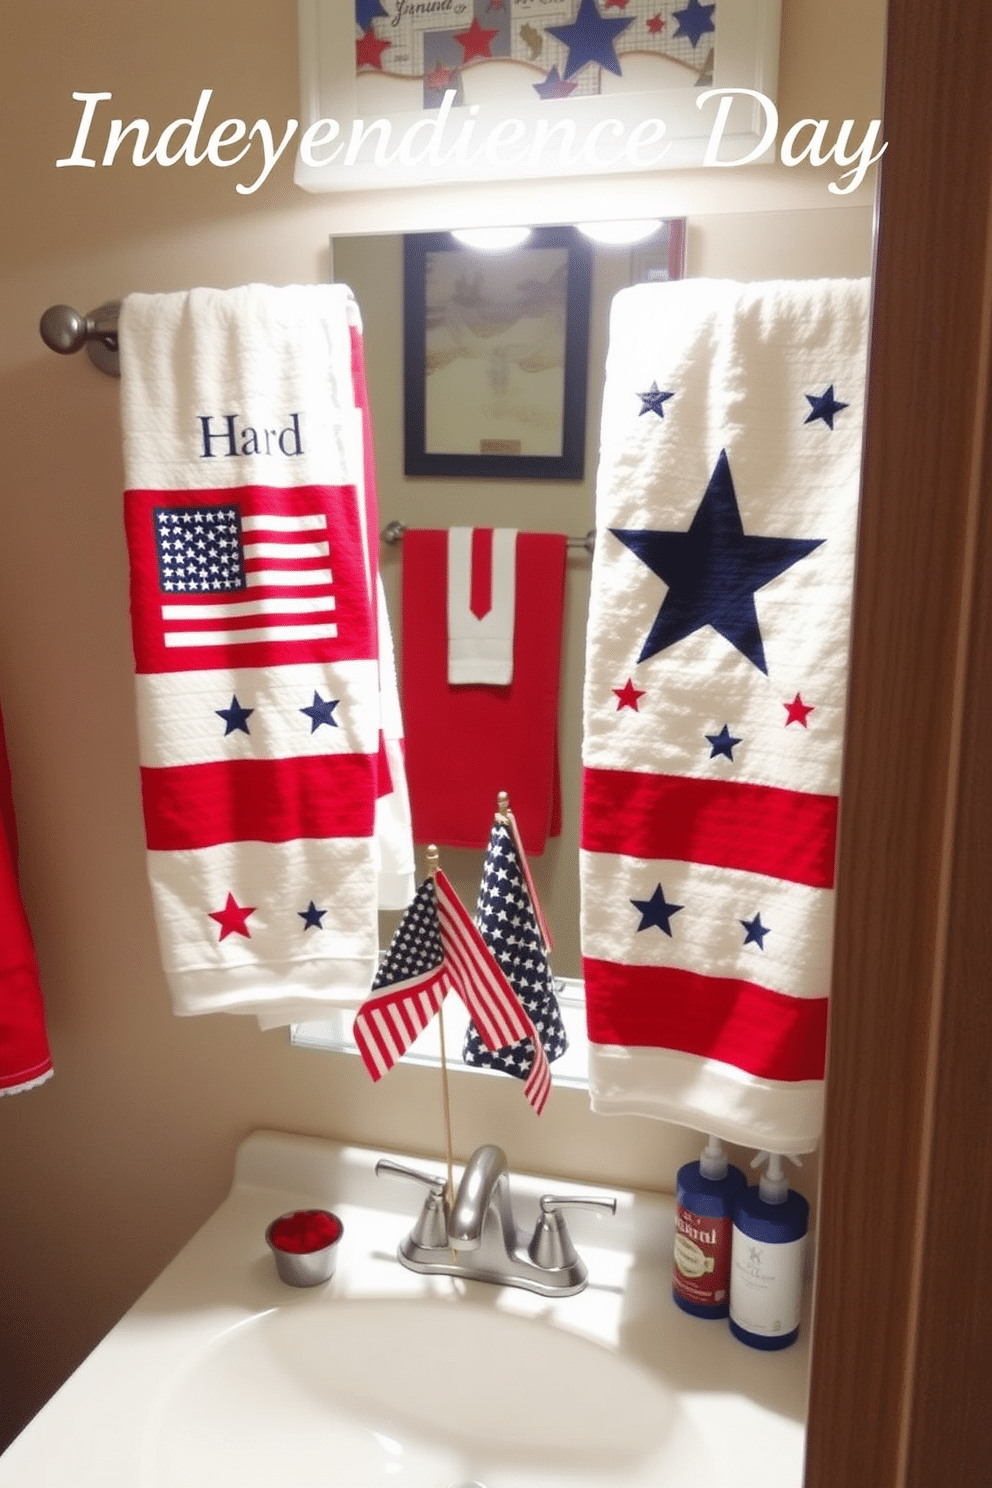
(0, 706, 53, 1096)
(402, 530, 566, 856)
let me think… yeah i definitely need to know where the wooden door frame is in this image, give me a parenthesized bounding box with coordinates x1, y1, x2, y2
(804, 3, 992, 1483)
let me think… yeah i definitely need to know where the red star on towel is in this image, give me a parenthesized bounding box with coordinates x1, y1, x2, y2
(613, 678, 646, 711)
(209, 892, 256, 941)
(454, 17, 500, 61)
(356, 26, 391, 70)
(783, 692, 815, 727)
(646, 13, 665, 32)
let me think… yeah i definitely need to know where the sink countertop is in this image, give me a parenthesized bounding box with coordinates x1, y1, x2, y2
(0, 1130, 810, 1487)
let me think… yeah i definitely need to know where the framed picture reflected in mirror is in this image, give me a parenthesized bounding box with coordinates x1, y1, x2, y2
(403, 226, 592, 481)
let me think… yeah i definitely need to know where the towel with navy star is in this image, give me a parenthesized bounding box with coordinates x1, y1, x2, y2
(120, 284, 414, 1028)
(580, 277, 870, 1153)
(463, 818, 567, 1078)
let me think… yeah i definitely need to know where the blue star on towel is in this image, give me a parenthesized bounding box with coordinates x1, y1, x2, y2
(355, 0, 387, 30)
(611, 449, 824, 674)
(741, 913, 770, 949)
(706, 724, 742, 760)
(638, 382, 675, 418)
(546, 0, 634, 79)
(672, 0, 716, 47)
(300, 691, 339, 732)
(299, 901, 327, 931)
(216, 694, 253, 736)
(631, 884, 683, 936)
(804, 385, 849, 428)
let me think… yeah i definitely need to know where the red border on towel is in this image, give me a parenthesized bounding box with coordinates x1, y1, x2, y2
(584, 958, 828, 1082)
(140, 754, 377, 850)
(581, 768, 838, 890)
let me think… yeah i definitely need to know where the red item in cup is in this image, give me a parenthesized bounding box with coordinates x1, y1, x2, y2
(268, 1209, 342, 1254)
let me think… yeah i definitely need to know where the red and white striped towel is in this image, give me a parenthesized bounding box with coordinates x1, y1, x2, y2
(120, 284, 413, 1026)
(581, 278, 870, 1153)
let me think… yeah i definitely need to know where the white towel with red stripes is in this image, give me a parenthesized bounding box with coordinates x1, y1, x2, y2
(581, 277, 870, 1153)
(120, 283, 414, 1027)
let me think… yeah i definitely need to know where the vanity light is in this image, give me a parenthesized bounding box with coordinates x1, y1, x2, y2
(450, 226, 533, 250)
(576, 219, 663, 245)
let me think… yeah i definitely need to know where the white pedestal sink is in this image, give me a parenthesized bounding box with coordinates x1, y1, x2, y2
(0, 1132, 810, 1488)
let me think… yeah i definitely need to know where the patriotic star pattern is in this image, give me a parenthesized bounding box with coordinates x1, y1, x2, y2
(581, 277, 870, 1152)
(463, 821, 568, 1078)
(354, 1, 720, 106)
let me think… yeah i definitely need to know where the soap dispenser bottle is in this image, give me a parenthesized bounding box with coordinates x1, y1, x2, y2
(729, 1151, 810, 1350)
(672, 1134, 747, 1318)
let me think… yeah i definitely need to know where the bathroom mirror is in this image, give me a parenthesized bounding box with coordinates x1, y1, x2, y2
(294, 201, 876, 1081)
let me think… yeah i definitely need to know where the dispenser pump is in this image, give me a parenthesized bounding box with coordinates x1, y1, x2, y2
(698, 1134, 729, 1181)
(672, 1133, 746, 1320)
(750, 1150, 801, 1205)
(730, 1151, 810, 1351)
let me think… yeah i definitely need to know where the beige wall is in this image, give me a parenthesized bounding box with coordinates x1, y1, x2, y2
(0, 0, 885, 1448)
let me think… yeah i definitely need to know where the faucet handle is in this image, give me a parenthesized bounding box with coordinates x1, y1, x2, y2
(374, 1158, 449, 1250)
(375, 1158, 447, 1196)
(528, 1194, 618, 1272)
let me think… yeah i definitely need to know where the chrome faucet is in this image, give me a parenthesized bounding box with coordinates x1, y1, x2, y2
(375, 1144, 616, 1297)
(447, 1143, 515, 1251)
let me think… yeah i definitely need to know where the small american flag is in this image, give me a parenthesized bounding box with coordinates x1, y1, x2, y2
(463, 818, 567, 1081)
(434, 869, 551, 1114)
(354, 869, 551, 1114)
(353, 877, 453, 1080)
(154, 503, 336, 650)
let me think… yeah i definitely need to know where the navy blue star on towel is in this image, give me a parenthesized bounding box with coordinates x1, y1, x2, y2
(672, 0, 716, 47)
(632, 884, 683, 936)
(299, 901, 327, 931)
(706, 724, 742, 760)
(216, 695, 253, 736)
(611, 449, 824, 674)
(741, 913, 770, 949)
(804, 385, 849, 428)
(638, 382, 675, 418)
(547, 0, 634, 79)
(300, 692, 339, 731)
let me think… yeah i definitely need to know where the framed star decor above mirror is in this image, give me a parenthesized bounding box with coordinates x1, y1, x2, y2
(296, 0, 782, 192)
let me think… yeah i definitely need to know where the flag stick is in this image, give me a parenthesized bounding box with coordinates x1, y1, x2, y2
(426, 843, 456, 1212)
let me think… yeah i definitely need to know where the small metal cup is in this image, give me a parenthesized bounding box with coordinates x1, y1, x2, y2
(265, 1210, 343, 1287)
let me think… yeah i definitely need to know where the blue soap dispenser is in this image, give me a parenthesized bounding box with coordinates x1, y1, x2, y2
(672, 1134, 747, 1319)
(729, 1151, 809, 1350)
